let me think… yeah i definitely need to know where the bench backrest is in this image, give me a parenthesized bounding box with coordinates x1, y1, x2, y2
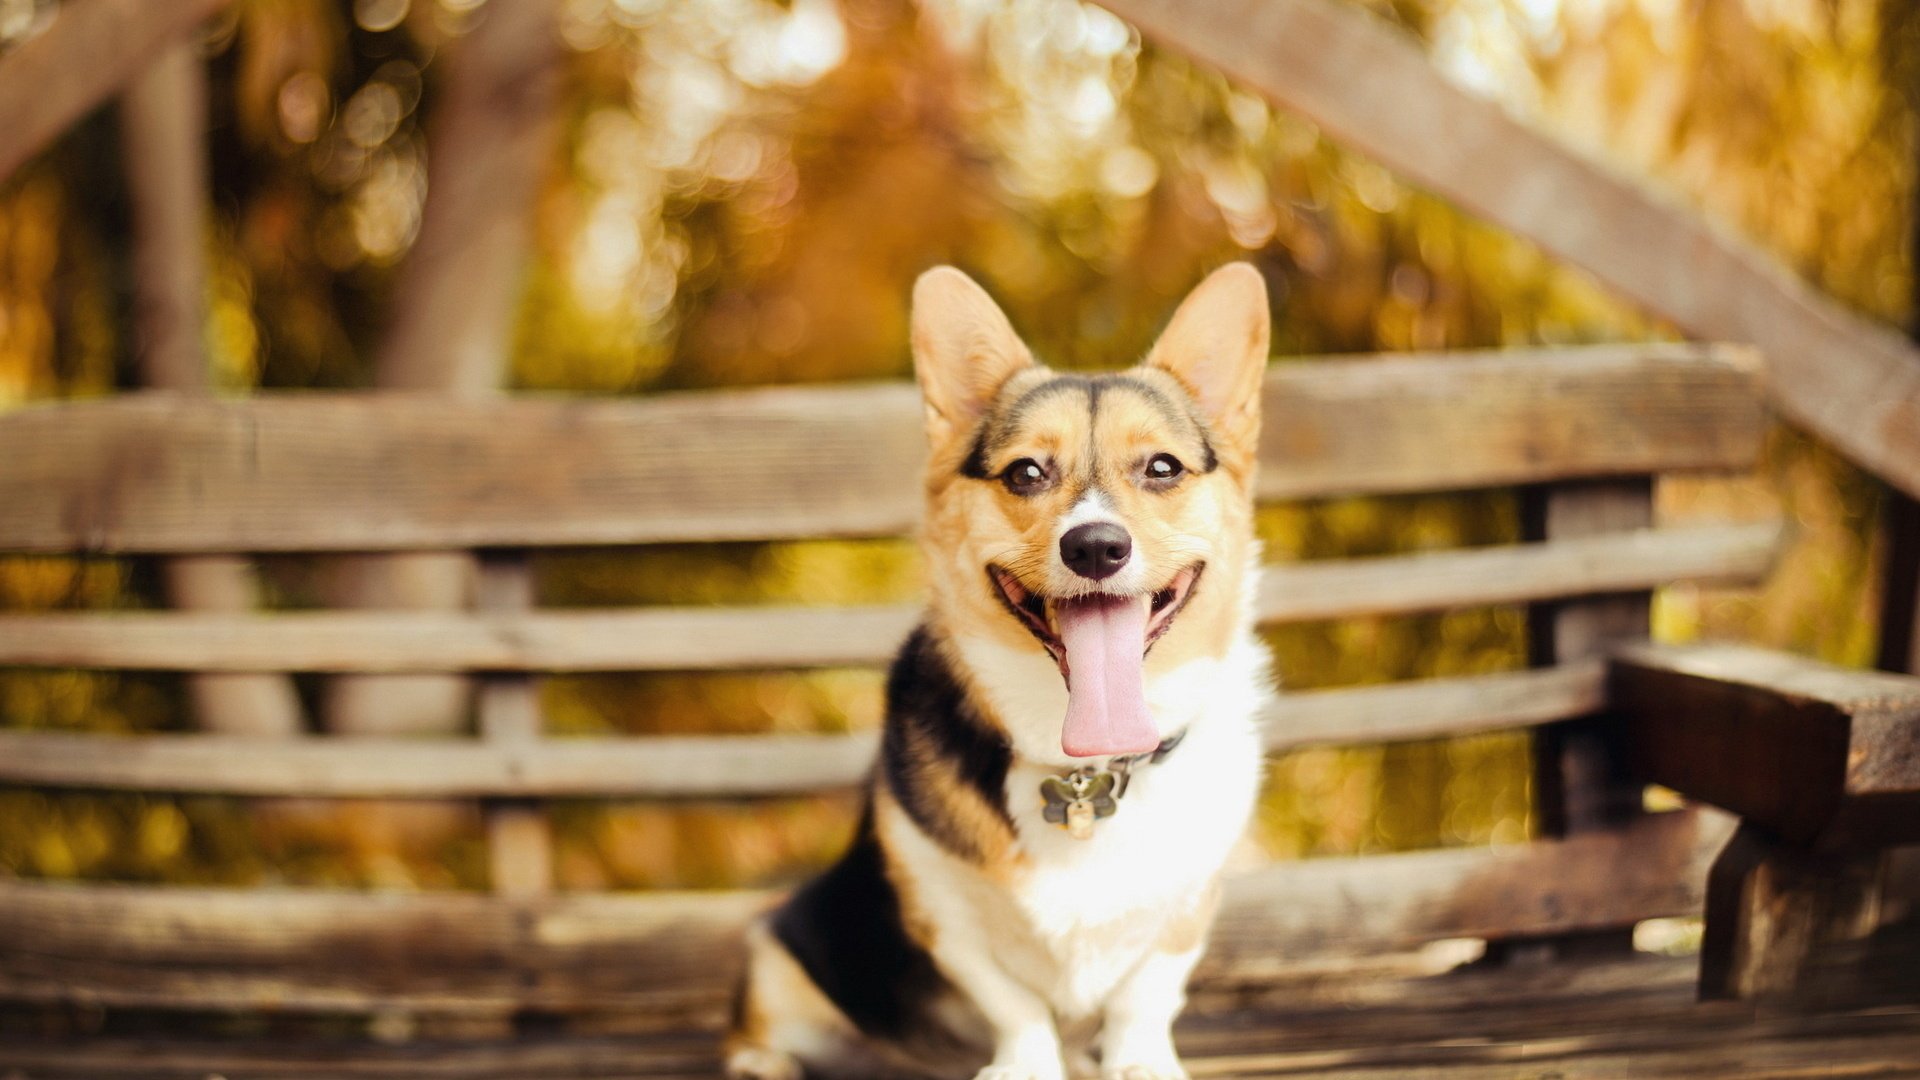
(0, 342, 1768, 1021)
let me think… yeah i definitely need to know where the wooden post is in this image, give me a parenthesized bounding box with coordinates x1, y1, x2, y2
(119, 43, 303, 737)
(477, 553, 552, 898)
(1878, 491, 1918, 676)
(1524, 479, 1652, 836)
(1497, 478, 1653, 962)
(322, 0, 559, 740)
(1700, 822, 1886, 1001)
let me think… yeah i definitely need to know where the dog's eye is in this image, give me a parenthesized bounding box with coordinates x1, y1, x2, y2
(1144, 454, 1185, 484)
(1002, 458, 1049, 494)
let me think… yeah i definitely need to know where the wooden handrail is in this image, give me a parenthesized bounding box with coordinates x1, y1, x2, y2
(1100, 0, 1920, 501)
(0, 344, 1763, 554)
(0, 0, 232, 182)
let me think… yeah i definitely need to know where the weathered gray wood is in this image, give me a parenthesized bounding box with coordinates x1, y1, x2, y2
(1259, 521, 1777, 624)
(10, 1009, 1920, 1080)
(1208, 807, 1730, 980)
(1524, 481, 1653, 837)
(0, 807, 1729, 1016)
(0, 345, 1762, 554)
(118, 38, 306, 739)
(1266, 661, 1605, 750)
(0, 728, 882, 799)
(1504, 479, 1655, 962)
(476, 555, 551, 898)
(323, 0, 562, 744)
(0, 665, 1604, 797)
(1097, 0, 1920, 502)
(1699, 821, 1887, 1002)
(372, 0, 558, 396)
(0, 0, 233, 182)
(10, 939, 1920, 1078)
(0, 523, 1777, 672)
(1614, 641, 1920, 847)
(119, 43, 212, 395)
(9, 953, 1920, 1079)
(0, 604, 920, 673)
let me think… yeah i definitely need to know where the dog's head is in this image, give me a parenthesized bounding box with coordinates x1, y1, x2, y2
(911, 264, 1268, 760)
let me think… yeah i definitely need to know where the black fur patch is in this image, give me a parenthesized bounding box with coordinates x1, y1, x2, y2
(769, 807, 946, 1040)
(881, 627, 1015, 863)
(959, 427, 994, 479)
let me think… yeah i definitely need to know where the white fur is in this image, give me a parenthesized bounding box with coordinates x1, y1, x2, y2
(890, 608, 1270, 1078)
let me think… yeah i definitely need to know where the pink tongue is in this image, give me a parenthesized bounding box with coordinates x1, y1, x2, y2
(1056, 595, 1161, 758)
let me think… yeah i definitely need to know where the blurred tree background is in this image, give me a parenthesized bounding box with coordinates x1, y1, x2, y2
(0, 0, 1913, 891)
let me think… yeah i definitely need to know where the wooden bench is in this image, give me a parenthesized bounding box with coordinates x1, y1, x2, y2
(2, 342, 1918, 1076)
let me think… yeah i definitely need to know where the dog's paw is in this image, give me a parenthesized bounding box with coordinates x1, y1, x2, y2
(1101, 1067, 1189, 1080)
(726, 1046, 803, 1080)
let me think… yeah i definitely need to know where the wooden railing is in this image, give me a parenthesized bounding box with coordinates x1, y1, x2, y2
(0, 341, 1779, 1016)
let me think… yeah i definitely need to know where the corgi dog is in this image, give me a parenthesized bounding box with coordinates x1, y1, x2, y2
(725, 264, 1273, 1080)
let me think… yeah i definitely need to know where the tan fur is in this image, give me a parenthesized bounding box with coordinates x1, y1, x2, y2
(918, 365, 1259, 720)
(728, 264, 1271, 1080)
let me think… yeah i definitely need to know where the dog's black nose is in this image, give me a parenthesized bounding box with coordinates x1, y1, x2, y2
(1060, 522, 1132, 580)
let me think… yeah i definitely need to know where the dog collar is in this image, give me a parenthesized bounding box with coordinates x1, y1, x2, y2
(1038, 731, 1186, 840)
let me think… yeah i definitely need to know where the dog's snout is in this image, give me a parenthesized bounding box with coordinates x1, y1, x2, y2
(1060, 522, 1132, 580)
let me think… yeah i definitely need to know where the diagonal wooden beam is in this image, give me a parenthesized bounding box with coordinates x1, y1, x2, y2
(0, 0, 232, 182)
(1100, 0, 1920, 501)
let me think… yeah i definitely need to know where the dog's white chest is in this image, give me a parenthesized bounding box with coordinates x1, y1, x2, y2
(1001, 713, 1261, 1013)
(888, 632, 1270, 1022)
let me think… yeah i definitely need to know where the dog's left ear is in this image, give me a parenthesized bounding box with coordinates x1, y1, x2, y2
(1144, 262, 1269, 469)
(911, 266, 1035, 454)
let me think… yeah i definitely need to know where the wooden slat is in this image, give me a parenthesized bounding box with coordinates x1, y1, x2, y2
(1614, 641, 1920, 847)
(0, 666, 1601, 798)
(0, 807, 1731, 1016)
(1098, 0, 1920, 503)
(0, 728, 883, 799)
(0, 604, 921, 674)
(1259, 521, 1777, 624)
(0, 345, 1762, 554)
(0, 523, 1778, 672)
(0, 0, 233, 182)
(1266, 661, 1605, 750)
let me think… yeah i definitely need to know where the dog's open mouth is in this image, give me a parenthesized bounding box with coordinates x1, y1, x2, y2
(988, 563, 1203, 758)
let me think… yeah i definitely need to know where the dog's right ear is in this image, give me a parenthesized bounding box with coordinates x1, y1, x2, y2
(911, 267, 1034, 452)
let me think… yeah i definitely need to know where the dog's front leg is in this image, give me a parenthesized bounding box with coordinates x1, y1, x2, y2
(931, 940, 1066, 1080)
(1096, 941, 1203, 1080)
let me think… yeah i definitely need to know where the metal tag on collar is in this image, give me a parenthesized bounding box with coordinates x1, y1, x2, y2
(1039, 769, 1117, 840)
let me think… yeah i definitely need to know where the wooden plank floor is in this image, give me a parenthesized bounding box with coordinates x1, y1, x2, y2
(3, 952, 1917, 1079)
